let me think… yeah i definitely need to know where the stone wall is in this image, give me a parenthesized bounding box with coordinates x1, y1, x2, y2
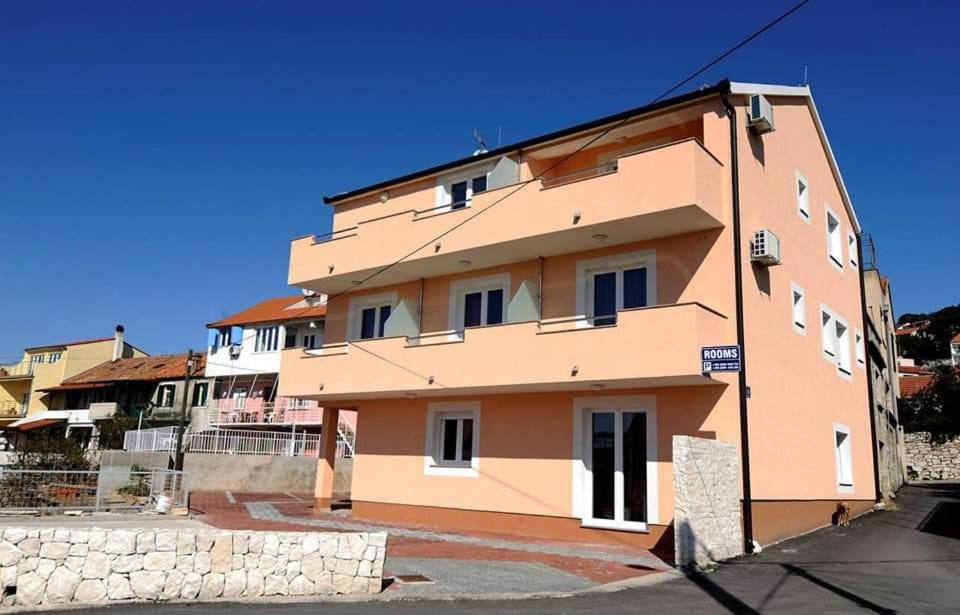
(672, 435, 743, 568)
(0, 528, 386, 607)
(904, 432, 960, 481)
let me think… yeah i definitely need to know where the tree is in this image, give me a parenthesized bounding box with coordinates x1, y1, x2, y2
(900, 365, 960, 443)
(10, 433, 95, 471)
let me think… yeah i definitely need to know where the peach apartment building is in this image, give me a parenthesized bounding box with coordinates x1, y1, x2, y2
(279, 80, 877, 549)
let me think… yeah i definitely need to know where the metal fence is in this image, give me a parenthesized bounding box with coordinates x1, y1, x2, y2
(123, 426, 353, 458)
(0, 468, 189, 513)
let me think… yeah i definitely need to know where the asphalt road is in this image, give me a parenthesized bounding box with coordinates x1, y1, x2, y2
(72, 483, 960, 614)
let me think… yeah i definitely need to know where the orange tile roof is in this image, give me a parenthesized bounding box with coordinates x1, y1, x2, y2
(899, 374, 935, 398)
(898, 365, 928, 375)
(207, 295, 326, 329)
(952, 332, 960, 344)
(55, 353, 207, 387)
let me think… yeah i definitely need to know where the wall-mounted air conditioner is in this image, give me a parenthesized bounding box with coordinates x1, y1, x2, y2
(228, 344, 242, 358)
(751, 229, 781, 266)
(747, 94, 775, 134)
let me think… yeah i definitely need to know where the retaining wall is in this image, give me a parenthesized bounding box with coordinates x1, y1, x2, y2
(904, 432, 960, 481)
(0, 528, 386, 607)
(672, 435, 743, 568)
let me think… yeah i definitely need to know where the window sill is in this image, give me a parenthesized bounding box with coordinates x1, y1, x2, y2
(837, 484, 854, 494)
(424, 463, 478, 478)
(581, 520, 649, 533)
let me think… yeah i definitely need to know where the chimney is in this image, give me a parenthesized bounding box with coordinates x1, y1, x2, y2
(112, 325, 125, 361)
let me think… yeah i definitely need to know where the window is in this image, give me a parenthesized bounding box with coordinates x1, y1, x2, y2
(213, 327, 232, 349)
(796, 171, 810, 222)
(834, 424, 853, 491)
(855, 329, 866, 369)
(835, 317, 852, 375)
(449, 274, 510, 332)
(577, 250, 656, 327)
(302, 334, 318, 349)
(191, 382, 209, 407)
(157, 384, 176, 408)
(30, 355, 44, 365)
(821, 308, 836, 360)
(826, 207, 843, 270)
(347, 292, 397, 341)
(284, 327, 298, 349)
(791, 282, 806, 335)
(436, 166, 491, 212)
(48, 352, 62, 364)
(848, 230, 858, 268)
(255, 326, 279, 352)
(425, 402, 480, 476)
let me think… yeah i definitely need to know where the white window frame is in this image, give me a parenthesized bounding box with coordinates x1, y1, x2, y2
(821, 304, 837, 363)
(833, 423, 854, 494)
(855, 328, 866, 369)
(795, 170, 811, 223)
(835, 313, 852, 378)
(191, 381, 209, 408)
(825, 206, 844, 272)
(447, 273, 511, 333)
(434, 163, 494, 213)
(156, 383, 177, 408)
(848, 230, 858, 268)
(346, 291, 398, 341)
(254, 325, 279, 353)
(48, 352, 62, 364)
(571, 395, 659, 532)
(575, 249, 657, 328)
(30, 354, 44, 365)
(791, 282, 806, 335)
(423, 401, 480, 477)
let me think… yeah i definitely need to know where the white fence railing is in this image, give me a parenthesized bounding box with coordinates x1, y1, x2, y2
(124, 426, 354, 459)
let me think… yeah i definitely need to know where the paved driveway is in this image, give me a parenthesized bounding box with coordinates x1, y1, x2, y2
(70, 483, 960, 613)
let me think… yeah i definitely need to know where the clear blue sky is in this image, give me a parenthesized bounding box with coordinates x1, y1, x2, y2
(1, 1, 956, 359)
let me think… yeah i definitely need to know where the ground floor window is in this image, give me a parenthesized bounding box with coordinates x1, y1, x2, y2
(424, 401, 480, 477)
(834, 423, 854, 492)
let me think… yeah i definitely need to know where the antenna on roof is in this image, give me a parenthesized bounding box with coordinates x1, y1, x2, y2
(800, 65, 808, 86)
(497, 125, 502, 149)
(472, 129, 488, 156)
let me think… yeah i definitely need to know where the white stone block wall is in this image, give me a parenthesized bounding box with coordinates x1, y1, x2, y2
(672, 435, 743, 568)
(904, 432, 960, 481)
(0, 528, 387, 607)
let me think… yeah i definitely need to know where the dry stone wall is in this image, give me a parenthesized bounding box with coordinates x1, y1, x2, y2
(905, 432, 960, 480)
(0, 528, 386, 607)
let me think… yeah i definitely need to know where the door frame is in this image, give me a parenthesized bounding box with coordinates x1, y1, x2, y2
(572, 395, 658, 531)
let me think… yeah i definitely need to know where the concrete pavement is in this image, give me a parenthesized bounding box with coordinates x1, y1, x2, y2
(52, 483, 960, 613)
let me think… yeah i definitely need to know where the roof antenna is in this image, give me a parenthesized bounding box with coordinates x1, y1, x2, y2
(472, 129, 488, 156)
(497, 125, 502, 149)
(801, 65, 808, 87)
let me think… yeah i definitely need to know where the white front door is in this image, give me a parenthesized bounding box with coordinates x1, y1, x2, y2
(582, 408, 655, 531)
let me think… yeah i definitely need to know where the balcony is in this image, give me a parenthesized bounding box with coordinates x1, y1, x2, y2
(210, 397, 324, 426)
(0, 362, 34, 380)
(0, 401, 26, 419)
(290, 138, 725, 295)
(280, 302, 730, 402)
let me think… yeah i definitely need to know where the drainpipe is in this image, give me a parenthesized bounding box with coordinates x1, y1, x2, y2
(721, 88, 755, 554)
(537, 257, 544, 320)
(418, 278, 425, 333)
(857, 237, 883, 503)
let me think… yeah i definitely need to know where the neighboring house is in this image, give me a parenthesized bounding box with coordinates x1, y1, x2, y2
(894, 320, 930, 339)
(37, 352, 211, 434)
(951, 332, 960, 366)
(862, 267, 905, 497)
(280, 80, 876, 548)
(0, 326, 146, 448)
(205, 295, 354, 435)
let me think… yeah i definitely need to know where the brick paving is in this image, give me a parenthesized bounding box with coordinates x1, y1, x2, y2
(190, 491, 671, 587)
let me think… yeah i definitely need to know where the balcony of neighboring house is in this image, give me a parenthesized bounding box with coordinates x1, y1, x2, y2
(280, 301, 729, 402)
(210, 396, 325, 426)
(0, 361, 35, 381)
(290, 138, 725, 295)
(0, 401, 26, 420)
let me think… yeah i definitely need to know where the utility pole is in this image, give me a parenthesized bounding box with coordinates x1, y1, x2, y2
(174, 349, 194, 472)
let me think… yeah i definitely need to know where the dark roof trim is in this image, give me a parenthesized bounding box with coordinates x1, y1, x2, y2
(323, 81, 730, 205)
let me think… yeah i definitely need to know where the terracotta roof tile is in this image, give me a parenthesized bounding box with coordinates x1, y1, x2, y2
(899, 374, 935, 398)
(59, 353, 207, 386)
(951, 332, 960, 344)
(207, 296, 326, 329)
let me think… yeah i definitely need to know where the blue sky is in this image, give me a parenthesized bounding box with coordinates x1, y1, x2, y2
(1, 1, 957, 358)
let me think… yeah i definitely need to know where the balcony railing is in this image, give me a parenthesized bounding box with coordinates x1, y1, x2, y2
(289, 138, 725, 294)
(0, 362, 34, 379)
(123, 426, 354, 458)
(0, 402, 26, 419)
(210, 397, 324, 425)
(281, 301, 729, 401)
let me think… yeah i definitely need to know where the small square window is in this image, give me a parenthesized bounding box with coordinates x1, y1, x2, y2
(426, 403, 480, 476)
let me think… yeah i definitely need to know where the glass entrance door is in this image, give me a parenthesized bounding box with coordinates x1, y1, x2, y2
(584, 409, 650, 530)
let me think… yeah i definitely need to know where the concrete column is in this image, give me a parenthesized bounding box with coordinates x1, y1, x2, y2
(314, 406, 340, 511)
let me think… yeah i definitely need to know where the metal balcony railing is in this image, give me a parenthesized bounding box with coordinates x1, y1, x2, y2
(540, 160, 618, 189)
(0, 401, 25, 418)
(0, 362, 34, 379)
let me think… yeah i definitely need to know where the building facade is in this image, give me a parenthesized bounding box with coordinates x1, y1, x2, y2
(862, 267, 906, 498)
(280, 81, 876, 548)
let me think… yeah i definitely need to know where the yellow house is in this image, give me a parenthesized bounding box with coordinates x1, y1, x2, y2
(0, 326, 146, 444)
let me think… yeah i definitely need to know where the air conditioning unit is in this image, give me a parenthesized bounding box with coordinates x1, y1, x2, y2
(747, 94, 775, 133)
(228, 344, 242, 358)
(751, 229, 781, 266)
